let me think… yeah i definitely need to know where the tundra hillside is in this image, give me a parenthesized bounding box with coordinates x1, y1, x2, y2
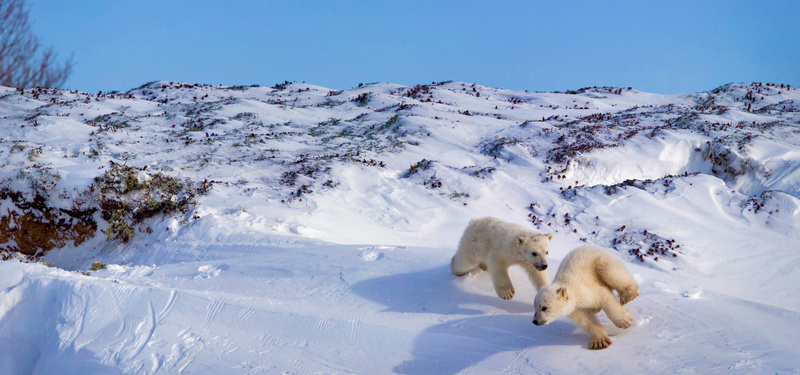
(0, 81, 798, 373)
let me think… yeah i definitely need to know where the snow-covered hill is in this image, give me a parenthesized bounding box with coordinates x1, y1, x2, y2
(1, 81, 799, 373)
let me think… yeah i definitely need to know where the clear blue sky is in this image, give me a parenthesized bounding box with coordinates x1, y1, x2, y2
(27, 0, 800, 94)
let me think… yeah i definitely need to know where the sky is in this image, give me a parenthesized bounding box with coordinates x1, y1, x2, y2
(25, 0, 800, 94)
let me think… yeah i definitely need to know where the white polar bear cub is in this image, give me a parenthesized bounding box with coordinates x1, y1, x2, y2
(451, 217, 552, 300)
(532, 246, 639, 350)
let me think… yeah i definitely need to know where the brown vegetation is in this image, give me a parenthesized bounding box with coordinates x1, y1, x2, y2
(0, 191, 96, 257)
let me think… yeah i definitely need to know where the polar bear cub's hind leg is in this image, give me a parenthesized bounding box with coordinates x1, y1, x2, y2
(596, 256, 640, 305)
(450, 253, 479, 277)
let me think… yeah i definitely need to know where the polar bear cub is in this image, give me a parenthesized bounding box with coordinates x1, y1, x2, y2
(532, 246, 639, 350)
(451, 217, 552, 300)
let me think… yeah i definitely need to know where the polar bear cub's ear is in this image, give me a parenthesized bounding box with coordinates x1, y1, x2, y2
(557, 286, 568, 300)
(516, 236, 526, 245)
(545, 233, 553, 241)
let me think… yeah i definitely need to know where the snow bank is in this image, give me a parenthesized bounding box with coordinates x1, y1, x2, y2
(564, 131, 710, 185)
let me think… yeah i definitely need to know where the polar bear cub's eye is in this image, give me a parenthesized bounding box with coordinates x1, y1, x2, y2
(542, 306, 548, 311)
(531, 252, 538, 257)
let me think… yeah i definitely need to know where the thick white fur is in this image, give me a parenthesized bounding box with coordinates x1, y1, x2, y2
(451, 217, 552, 300)
(532, 246, 639, 350)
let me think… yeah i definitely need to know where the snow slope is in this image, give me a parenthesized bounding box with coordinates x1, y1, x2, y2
(1, 81, 799, 373)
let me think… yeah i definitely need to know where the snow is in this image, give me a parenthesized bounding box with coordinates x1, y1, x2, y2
(1, 81, 800, 373)
(563, 130, 711, 186)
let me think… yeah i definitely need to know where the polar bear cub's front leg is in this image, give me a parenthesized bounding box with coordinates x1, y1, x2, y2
(522, 262, 550, 292)
(569, 309, 612, 350)
(487, 255, 515, 300)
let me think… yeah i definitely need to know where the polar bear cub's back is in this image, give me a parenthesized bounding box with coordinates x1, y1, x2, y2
(553, 246, 612, 284)
(461, 217, 544, 257)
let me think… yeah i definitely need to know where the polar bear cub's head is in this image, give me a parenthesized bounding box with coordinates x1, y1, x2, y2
(515, 233, 552, 271)
(532, 285, 573, 326)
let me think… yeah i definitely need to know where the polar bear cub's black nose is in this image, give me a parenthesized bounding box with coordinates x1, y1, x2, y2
(535, 264, 547, 271)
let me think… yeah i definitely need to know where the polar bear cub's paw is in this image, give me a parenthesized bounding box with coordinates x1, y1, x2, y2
(614, 310, 634, 329)
(589, 336, 612, 350)
(619, 287, 639, 305)
(495, 284, 515, 300)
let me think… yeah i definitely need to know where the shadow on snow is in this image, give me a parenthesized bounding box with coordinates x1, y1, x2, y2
(351, 265, 532, 315)
(393, 315, 581, 374)
(351, 265, 585, 373)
